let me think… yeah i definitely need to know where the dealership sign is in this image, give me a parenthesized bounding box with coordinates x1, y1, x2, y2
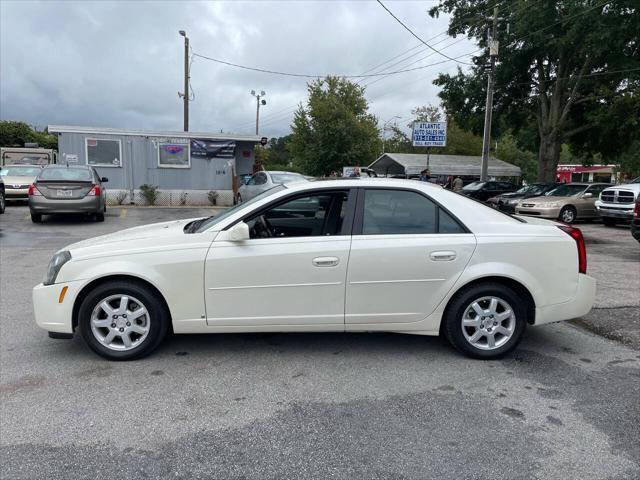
(412, 122, 447, 147)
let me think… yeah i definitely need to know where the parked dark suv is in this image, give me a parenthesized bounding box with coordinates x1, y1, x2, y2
(460, 181, 518, 202)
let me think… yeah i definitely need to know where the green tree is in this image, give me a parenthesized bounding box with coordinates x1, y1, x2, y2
(288, 76, 379, 176)
(430, 0, 640, 181)
(496, 132, 537, 182)
(0, 121, 57, 149)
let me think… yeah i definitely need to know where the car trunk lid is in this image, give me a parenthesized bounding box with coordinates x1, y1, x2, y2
(35, 181, 93, 200)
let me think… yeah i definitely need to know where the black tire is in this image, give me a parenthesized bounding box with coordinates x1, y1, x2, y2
(78, 280, 170, 360)
(442, 282, 528, 359)
(0, 190, 5, 214)
(31, 213, 42, 223)
(602, 217, 617, 227)
(95, 212, 105, 222)
(558, 205, 577, 224)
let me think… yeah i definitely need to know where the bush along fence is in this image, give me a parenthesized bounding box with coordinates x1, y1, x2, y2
(106, 188, 232, 207)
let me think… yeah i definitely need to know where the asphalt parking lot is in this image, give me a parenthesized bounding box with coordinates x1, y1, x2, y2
(1, 204, 639, 479)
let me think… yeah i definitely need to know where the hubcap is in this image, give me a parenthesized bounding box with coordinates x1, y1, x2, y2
(461, 296, 515, 350)
(90, 294, 150, 351)
(562, 209, 575, 222)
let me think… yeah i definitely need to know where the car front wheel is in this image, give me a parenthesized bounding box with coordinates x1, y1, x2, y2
(559, 206, 577, 224)
(78, 280, 170, 360)
(442, 283, 527, 359)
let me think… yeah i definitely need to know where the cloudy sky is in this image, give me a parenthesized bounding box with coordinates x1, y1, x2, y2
(0, 0, 476, 138)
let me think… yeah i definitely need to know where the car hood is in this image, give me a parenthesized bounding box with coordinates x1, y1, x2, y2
(65, 218, 202, 251)
(2, 175, 36, 185)
(499, 192, 525, 199)
(523, 195, 575, 203)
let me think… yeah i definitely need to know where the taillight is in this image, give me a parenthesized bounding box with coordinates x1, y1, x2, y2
(634, 201, 640, 219)
(557, 225, 587, 274)
(87, 185, 101, 196)
(28, 184, 42, 196)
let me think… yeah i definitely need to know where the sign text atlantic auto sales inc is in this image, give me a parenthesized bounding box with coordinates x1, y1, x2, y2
(412, 122, 447, 147)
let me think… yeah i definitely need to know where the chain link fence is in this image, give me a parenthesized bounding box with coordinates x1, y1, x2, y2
(106, 189, 234, 207)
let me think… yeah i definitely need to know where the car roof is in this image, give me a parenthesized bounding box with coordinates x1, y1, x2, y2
(266, 171, 303, 175)
(283, 178, 442, 192)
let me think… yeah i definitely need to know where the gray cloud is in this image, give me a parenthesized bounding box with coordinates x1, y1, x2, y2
(0, 0, 475, 138)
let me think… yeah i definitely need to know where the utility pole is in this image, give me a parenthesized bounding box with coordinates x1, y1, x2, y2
(480, 6, 498, 181)
(381, 116, 400, 155)
(178, 30, 189, 132)
(251, 90, 267, 135)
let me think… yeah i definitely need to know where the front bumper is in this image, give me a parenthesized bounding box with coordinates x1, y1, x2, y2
(32, 280, 85, 334)
(29, 195, 101, 214)
(515, 205, 562, 219)
(534, 274, 596, 326)
(595, 203, 634, 220)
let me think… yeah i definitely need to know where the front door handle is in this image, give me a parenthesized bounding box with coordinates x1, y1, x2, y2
(312, 256, 339, 267)
(430, 251, 457, 261)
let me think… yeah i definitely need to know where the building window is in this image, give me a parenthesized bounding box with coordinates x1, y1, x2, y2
(158, 143, 190, 168)
(85, 138, 122, 167)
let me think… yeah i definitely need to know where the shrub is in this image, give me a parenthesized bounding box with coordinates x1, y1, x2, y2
(207, 190, 218, 206)
(139, 184, 158, 206)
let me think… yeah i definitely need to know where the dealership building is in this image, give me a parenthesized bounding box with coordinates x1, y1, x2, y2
(48, 125, 262, 206)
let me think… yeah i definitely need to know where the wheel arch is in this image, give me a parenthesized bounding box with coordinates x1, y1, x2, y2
(72, 274, 172, 332)
(440, 276, 536, 334)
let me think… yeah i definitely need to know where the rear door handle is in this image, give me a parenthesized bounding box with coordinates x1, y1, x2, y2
(430, 251, 457, 261)
(312, 256, 339, 267)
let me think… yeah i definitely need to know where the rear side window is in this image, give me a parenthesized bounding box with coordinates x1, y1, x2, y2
(38, 168, 93, 182)
(361, 189, 465, 235)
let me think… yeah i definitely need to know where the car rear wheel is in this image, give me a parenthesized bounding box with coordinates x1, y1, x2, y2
(559, 206, 577, 224)
(78, 281, 170, 360)
(442, 283, 527, 359)
(0, 190, 5, 214)
(31, 213, 42, 223)
(95, 212, 105, 222)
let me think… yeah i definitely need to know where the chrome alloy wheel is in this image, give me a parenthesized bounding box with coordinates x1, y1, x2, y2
(90, 294, 150, 351)
(461, 296, 516, 350)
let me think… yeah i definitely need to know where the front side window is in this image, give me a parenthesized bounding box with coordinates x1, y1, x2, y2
(158, 143, 190, 168)
(585, 184, 608, 195)
(86, 138, 121, 167)
(255, 173, 268, 185)
(547, 184, 587, 197)
(247, 191, 348, 239)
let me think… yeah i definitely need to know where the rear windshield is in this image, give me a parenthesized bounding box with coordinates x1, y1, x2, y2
(546, 184, 586, 197)
(271, 173, 305, 184)
(38, 168, 93, 182)
(1, 166, 42, 176)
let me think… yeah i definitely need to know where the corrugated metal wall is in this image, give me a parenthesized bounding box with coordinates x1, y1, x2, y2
(58, 132, 255, 191)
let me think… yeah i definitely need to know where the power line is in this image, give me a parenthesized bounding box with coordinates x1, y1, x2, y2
(375, 0, 473, 66)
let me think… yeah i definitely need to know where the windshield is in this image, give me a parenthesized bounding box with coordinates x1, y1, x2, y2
(194, 185, 286, 233)
(515, 184, 547, 195)
(271, 173, 305, 184)
(0, 166, 42, 177)
(38, 168, 93, 182)
(462, 181, 485, 191)
(545, 184, 586, 197)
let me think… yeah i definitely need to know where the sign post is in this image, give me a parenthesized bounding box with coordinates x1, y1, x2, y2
(412, 121, 447, 176)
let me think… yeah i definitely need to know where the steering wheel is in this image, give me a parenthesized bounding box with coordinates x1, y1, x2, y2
(258, 215, 274, 238)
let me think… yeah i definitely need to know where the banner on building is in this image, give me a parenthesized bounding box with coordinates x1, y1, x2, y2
(190, 139, 236, 159)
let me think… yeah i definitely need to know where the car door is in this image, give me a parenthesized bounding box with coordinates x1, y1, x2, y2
(345, 187, 476, 327)
(480, 182, 499, 201)
(204, 188, 354, 327)
(578, 184, 607, 217)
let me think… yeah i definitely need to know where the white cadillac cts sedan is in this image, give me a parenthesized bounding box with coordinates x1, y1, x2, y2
(33, 179, 596, 360)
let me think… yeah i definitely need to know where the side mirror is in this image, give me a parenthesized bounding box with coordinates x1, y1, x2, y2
(582, 192, 593, 199)
(101, 177, 109, 182)
(227, 222, 250, 241)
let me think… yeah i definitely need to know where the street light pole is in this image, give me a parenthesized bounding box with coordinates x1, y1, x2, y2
(381, 116, 401, 154)
(251, 90, 267, 135)
(480, 6, 499, 181)
(178, 30, 189, 132)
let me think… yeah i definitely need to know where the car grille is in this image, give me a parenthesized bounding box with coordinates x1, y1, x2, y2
(6, 184, 30, 189)
(521, 203, 535, 208)
(601, 189, 636, 203)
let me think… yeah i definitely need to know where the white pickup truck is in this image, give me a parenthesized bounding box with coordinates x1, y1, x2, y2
(595, 177, 640, 226)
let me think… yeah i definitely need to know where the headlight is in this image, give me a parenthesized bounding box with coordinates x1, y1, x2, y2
(508, 199, 520, 205)
(43, 251, 71, 286)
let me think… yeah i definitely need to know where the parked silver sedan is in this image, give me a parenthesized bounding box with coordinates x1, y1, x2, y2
(0, 164, 42, 200)
(237, 170, 307, 203)
(28, 165, 108, 223)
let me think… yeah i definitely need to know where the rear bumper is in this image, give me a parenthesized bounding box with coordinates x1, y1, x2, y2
(32, 280, 84, 334)
(29, 195, 101, 213)
(534, 274, 596, 326)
